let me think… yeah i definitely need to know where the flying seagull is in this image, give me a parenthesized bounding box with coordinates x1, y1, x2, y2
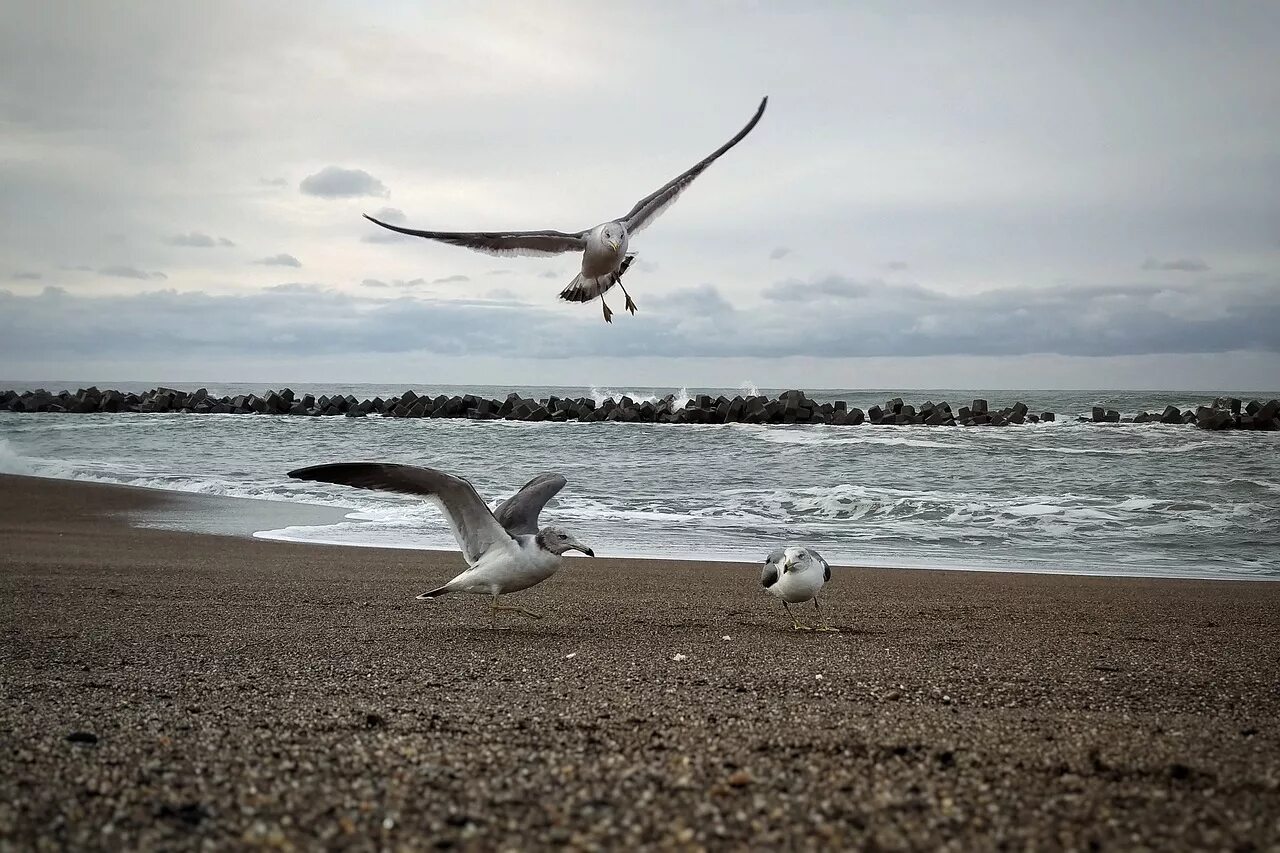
(761, 546, 837, 632)
(287, 464, 593, 627)
(363, 96, 769, 323)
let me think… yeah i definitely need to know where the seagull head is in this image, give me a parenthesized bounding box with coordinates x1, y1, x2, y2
(538, 526, 595, 557)
(780, 546, 813, 574)
(598, 223, 624, 253)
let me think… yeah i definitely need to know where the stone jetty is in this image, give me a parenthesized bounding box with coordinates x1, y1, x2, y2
(2, 388, 1277, 430)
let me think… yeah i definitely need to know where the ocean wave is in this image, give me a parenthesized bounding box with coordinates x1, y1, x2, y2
(751, 429, 966, 449)
(5, 403, 1279, 581)
(588, 385, 691, 409)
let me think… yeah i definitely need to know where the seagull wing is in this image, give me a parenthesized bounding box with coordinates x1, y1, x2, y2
(362, 215, 588, 257)
(618, 96, 768, 235)
(287, 463, 512, 564)
(761, 548, 785, 588)
(492, 472, 568, 536)
(803, 547, 831, 582)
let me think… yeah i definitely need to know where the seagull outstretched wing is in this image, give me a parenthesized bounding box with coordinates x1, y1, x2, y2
(618, 96, 768, 235)
(287, 462, 512, 564)
(361, 216, 588, 257)
(493, 472, 568, 536)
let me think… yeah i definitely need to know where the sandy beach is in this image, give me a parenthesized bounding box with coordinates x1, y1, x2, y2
(2, 473, 1278, 850)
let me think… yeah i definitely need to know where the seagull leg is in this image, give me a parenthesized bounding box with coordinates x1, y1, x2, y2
(618, 280, 638, 315)
(493, 603, 544, 620)
(616, 254, 638, 314)
(784, 601, 810, 631)
(490, 594, 501, 630)
(601, 298, 614, 324)
(813, 597, 839, 633)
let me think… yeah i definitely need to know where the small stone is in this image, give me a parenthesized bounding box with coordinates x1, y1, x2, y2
(727, 770, 753, 788)
(66, 731, 98, 744)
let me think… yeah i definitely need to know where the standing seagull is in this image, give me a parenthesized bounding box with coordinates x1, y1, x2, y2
(761, 546, 837, 632)
(287, 464, 593, 627)
(363, 96, 769, 323)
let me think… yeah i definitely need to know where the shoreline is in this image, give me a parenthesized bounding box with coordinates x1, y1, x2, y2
(3, 474, 1279, 848)
(9, 473, 1274, 583)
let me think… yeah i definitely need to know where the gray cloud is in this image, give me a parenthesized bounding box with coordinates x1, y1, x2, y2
(299, 166, 389, 199)
(255, 253, 301, 267)
(264, 282, 324, 293)
(99, 265, 167, 280)
(886, 261, 910, 271)
(361, 207, 411, 243)
(3, 274, 1278, 365)
(769, 246, 791, 260)
(538, 270, 562, 279)
(486, 269, 513, 276)
(362, 277, 427, 288)
(433, 274, 470, 284)
(12, 271, 42, 280)
(259, 177, 288, 187)
(165, 231, 235, 248)
(1143, 257, 1210, 272)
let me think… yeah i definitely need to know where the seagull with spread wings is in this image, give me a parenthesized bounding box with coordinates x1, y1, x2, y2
(363, 96, 768, 323)
(287, 464, 592, 627)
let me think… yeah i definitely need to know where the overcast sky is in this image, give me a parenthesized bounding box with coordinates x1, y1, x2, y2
(2, 1, 1278, 389)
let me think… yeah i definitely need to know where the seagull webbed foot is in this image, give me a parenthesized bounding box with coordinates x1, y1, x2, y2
(601, 300, 613, 323)
(617, 277, 638, 315)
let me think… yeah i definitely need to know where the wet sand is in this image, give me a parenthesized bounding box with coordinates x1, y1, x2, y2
(1, 473, 1278, 850)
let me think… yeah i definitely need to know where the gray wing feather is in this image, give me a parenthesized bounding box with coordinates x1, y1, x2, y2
(492, 473, 567, 536)
(761, 548, 785, 588)
(287, 462, 511, 564)
(363, 214, 587, 257)
(802, 547, 831, 582)
(619, 96, 768, 235)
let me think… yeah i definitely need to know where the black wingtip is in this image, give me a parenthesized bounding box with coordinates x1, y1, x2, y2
(287, 461, 371, 482)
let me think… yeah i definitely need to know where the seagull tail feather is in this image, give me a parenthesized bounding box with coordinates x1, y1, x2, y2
(559, 272, 612, 304)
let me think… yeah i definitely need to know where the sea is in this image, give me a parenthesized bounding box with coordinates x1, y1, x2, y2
(2, 382, 1278, 581)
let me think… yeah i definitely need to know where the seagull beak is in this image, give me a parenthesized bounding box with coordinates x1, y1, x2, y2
(568, 539, 594, 557)
(782, 560, 795, 573)
(607, 239, 620, 252)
